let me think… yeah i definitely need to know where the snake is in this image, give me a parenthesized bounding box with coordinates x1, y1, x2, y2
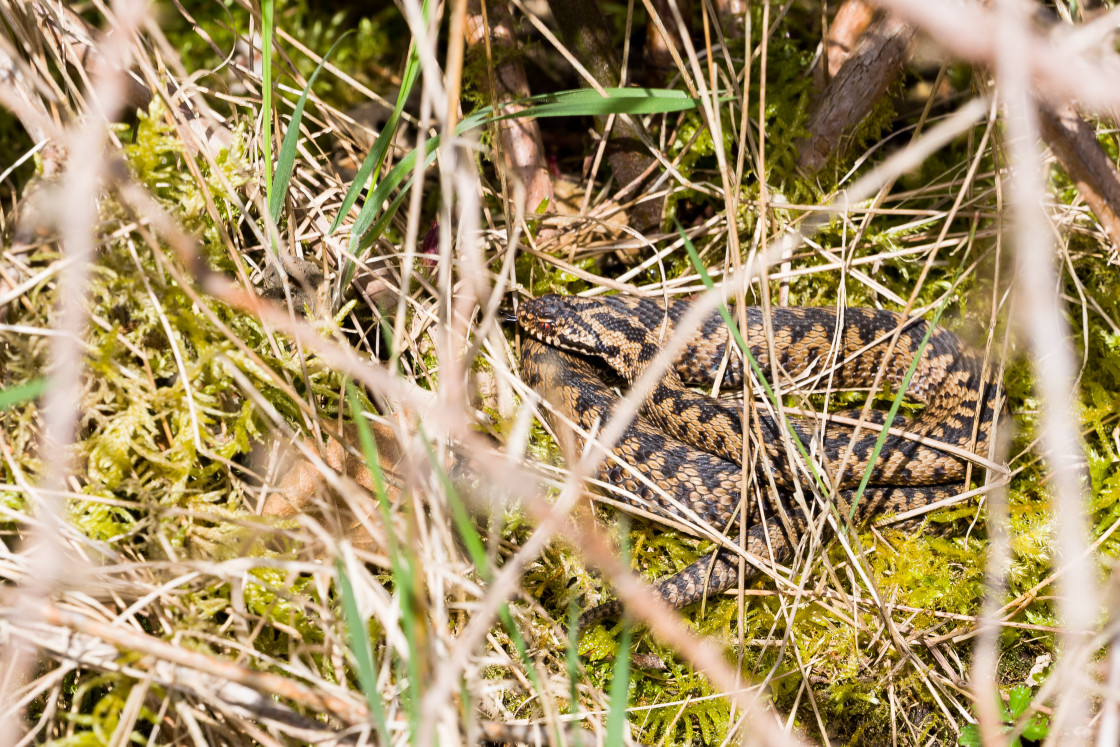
(516, 293, 1003, 626)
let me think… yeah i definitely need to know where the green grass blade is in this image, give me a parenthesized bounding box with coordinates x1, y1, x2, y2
(344, 384, 421, 742)
(416, 426, 558, 741)
(488, 87, 706, 120)
(329, 0, 429, 235)
(419, 434, 488, 571)
(347, 385, 553, 741)
(566, 601, 581, 715)
(847, 279, 959, 520)
(270, 34, 351, 221)
(0, 379, 47, 410)
(605, 529, 633, 745)
(344, 384, 397, 550)
(605, 620, 632, 744)
(341, 88, 706, 269)
(335, 559, 392, 742)
(337, 136, 441, 290)
(346, 108, 488, 249)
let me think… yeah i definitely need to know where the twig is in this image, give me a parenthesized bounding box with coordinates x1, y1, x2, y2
(798, 12, 915, 173)
(1038, 101, 1120, 257)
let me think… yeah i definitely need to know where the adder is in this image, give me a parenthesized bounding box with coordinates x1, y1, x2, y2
(516, 293, 1003, 625)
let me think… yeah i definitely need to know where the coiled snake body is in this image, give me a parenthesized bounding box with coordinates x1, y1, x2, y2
(517, 294, 1002, 625)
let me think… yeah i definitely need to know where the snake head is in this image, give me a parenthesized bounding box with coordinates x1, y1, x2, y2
(516, 294, 605, 354)
(517, 295, 655, 381)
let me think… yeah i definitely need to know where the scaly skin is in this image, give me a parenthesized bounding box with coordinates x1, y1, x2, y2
(517, 294, 1003, 624)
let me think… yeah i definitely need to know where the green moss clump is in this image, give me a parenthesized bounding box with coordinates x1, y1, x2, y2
(0, 96, 346, 664)
(162, 0, 404, 111)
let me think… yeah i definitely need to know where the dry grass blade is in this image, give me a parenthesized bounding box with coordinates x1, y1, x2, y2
(992, 0, 1098, 739)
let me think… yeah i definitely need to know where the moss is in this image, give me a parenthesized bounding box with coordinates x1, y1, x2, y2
(48, 672, 160, 746)
(161, 0, 404, 111)
(118, 98, 252, 271)
(629, 652, 732, 745)
(575, 613, 733, 746)
(514, 249, 598, 298)
(0, 98, 361, 730)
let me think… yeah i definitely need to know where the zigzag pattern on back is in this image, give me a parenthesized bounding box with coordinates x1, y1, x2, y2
(516, 293, 1003, 624)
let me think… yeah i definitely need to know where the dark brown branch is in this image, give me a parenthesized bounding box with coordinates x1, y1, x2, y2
(1039, 102, 1120, 256)
(797, 11, 915, 173)
(815, 0, 876, 89)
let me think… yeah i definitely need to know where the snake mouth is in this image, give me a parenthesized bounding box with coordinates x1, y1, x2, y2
(523, 320, 597, 355)
(517, 295, 604, 355)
